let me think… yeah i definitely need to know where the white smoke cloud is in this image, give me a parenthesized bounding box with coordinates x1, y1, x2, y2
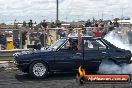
(98, 59, 132, 74)
(98, 28, 132, 74)
(104, 28, 132, 51)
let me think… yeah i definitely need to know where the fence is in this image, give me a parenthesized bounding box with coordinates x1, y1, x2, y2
(0, 27, 110, 50)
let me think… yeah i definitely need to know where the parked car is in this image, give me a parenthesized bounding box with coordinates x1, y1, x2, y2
(14, 36, 132, 78)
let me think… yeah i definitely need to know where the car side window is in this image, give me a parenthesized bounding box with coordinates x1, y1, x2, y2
(84, 39, 106, 50)
(61, 39, 78, 51)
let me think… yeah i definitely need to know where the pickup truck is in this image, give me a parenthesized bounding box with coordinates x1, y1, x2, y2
(14, 36, 132, 78)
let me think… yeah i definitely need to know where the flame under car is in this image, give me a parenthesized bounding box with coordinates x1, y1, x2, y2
(14, 36, 132, 78)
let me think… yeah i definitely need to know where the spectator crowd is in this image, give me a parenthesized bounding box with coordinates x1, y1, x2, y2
(0, 18, 120, 50)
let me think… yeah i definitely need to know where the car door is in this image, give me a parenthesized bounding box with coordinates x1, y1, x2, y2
(53, 39, 83, 72)
(83, 39, 108, 72)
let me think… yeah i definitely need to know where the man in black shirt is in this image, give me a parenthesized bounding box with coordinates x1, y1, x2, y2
(22, 21, 26, 27)
(85, 19, 92, 27)
(113, 19, 119, 27)
(41, 20, 47, 29)
(28, 20, 33, 28)
(41, 20, 48, 47)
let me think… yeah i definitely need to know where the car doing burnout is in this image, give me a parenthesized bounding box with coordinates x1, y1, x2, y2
(14, 36, 132, 78)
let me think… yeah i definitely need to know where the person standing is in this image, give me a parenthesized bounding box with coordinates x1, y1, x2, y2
(59, 29, 66, 38)
(68, 30, 77, 37)
(28, 20, 33, 29)
(77, 29, 83, 50)
(39, 33, 47, 47)
(13, 30, 20, 49)
(0, 32, 7, 50)
(85, 19, 92, 27)
(92, 28, 103, 37)
(113, 19, 119, 27)
(22, 31, 27, 49)
(22, 21, 27, 27)
(41, 20, 48, 31)
(41, 20, 48, 47)
(34, 31, 41, 45)
(14, 19, 18, 29)
(84, 20, 92, 36)
(29, 30, 34, 44)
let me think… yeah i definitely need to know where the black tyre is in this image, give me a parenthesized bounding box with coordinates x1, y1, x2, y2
(29, 61, 48, 78)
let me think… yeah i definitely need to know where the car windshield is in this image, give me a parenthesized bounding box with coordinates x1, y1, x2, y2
(48, 38, 67, 50)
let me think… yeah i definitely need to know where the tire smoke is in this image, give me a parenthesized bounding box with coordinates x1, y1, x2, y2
(104, 29, 132, 51)
(98, 28, 132, 74)
(98, 59, 132, 74)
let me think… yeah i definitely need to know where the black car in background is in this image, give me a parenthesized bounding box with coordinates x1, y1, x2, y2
(14, 36, 132, 78)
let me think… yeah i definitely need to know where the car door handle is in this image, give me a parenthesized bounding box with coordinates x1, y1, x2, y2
(76, 53, 82, 55)
(102, 52, 107, 54)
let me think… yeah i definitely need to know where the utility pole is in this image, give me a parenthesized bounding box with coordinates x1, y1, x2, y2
(102, 12, 104, 20)
(56, 0, 59, 24)
(112, 14, 114, 20)
(121, 8, 124, 19)
(65, 16, 68, 22)
(98, 11, 99, 20)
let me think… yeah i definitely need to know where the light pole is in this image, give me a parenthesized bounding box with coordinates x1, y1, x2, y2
(102, 12, 104, 20)
(112, 14, 114, 20)
(98, 11, 99, 20)
(65, 16, 68, 22)
(56, 0, 59, 24)
(121, 8, 124, 19)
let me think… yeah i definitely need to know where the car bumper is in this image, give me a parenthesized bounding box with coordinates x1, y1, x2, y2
(128, 60, 132, 64)
(17, 65, 29, 72)
(14, 60, 29, 72)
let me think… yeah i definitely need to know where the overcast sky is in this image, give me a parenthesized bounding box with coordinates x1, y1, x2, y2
(0, 0, 132, 23)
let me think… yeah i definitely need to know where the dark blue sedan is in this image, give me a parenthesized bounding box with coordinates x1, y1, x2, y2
(14, 36, 132, 78)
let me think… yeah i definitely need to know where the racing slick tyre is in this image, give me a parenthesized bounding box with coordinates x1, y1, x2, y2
(29, 61, 48, 78)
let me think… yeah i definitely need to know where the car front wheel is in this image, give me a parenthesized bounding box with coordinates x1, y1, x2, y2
(29, 61, 48, 78)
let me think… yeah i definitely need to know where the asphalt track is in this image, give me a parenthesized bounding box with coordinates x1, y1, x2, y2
(0, 70, 132, 88)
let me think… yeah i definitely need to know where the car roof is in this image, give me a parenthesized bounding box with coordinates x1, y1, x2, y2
(61, 36, 102, 40)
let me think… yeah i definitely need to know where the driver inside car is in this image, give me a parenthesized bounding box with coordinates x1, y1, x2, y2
(64, 40, 78, 51)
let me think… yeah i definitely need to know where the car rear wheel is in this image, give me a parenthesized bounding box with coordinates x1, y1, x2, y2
(29, 61, 48, 78)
